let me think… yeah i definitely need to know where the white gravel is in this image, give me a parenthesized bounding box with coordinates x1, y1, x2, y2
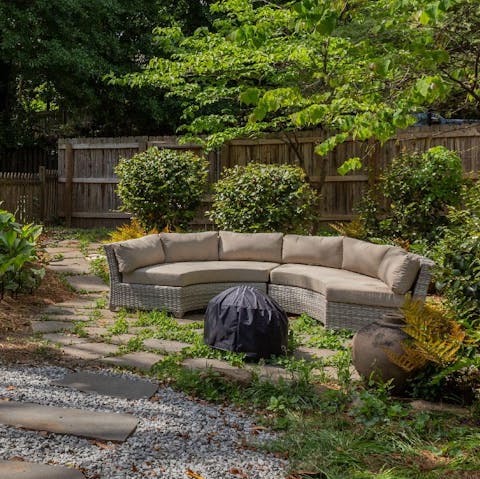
(0, 365, 288, 479)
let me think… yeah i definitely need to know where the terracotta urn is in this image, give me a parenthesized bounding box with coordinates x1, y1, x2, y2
(352, 313, 412, 392)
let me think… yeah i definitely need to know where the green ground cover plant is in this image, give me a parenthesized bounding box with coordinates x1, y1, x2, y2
(0, 209, 44, 298)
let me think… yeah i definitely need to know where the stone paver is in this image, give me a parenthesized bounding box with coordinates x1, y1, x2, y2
(60, 342, 119, 360)
(101, 352, 162, 371)
(65, 275, 109, 293)
(31, 321, 75, 334)
(0, 460, 85, 479)
(84, 326, 110, 337)
(109, 334, 137, 345)
(53, 371, 158, 400)
(0, 401, 138, 441)
(294, 346, 338, 361)
(47, 258, 91, 275)
(47, 250, 84, 260)
(43, 333, 90, 346)
(37, 314, 90, 323)
(182, 358, 252, 384)
(42, 306, 77, 316)
(143, 338, 190, 354)
(53, 297, 104, 309)
(255, 364, 297, 383)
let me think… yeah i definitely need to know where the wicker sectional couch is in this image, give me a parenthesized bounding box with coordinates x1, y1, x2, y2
(103, 231, 434, 330)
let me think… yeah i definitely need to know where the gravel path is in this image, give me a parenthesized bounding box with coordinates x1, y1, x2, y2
(0, 366, 287, 479)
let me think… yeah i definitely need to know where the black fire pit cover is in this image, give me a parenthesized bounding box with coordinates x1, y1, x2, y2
(204, 285, 288, 359)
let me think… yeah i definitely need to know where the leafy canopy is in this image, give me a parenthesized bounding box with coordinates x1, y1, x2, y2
(118, 0, 478, 165)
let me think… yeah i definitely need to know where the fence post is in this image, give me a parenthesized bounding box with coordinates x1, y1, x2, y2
(38, 166, 46, 221)
(64, 142, 73, 227)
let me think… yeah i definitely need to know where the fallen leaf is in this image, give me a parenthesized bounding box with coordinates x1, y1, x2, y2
(186, 468, 205, 479)
(229, 467, 249, 478)
(9, 456, 25, 462)
(6, 385, 16, 391)
(89, 440, 115, 450)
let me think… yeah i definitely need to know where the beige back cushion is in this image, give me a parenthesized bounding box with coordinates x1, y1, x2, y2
(378, 248, 421, 294)
(113, 234, 164, 273)
(160, 231, 219, 262)
(282, 235, 343, 268)
(342, 237, 391, 278)
(219, 231, 283, 262)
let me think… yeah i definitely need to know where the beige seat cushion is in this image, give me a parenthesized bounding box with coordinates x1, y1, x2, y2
(123, 261, 279, 287)
(378, 248, 421, 294)
(270, 263, 404, 308)
(219, 231, 283, 262)
(342, 237, 392, 278)
(160, 232, 219, 262)
(282, 235, 343, 268)
(113, 235, 164, 274)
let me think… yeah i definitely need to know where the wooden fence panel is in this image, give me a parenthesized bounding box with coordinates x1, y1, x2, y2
(0, 169, 58, 223)
(57, 124, 480, 228)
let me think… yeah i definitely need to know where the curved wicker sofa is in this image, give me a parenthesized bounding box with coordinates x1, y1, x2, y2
(104, 231, 434, 331)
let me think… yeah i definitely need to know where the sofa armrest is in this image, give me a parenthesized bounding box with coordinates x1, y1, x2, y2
(103, 244, 121, 285)
(411, 255, 435, 301)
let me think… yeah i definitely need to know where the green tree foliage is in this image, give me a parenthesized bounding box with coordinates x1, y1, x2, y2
(119, 0, 480, 166)
(115, 147, 210, 231)
(0, 0, 213, 146)
(357, 146, 464, 244)
(208, 163, 319, 233)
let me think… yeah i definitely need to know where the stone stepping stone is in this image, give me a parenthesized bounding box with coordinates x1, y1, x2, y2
(65, 275, 109, 293)
(0, 460, 85, 479)
(31, 321, 75, 334)
(48, 250, 84, 260)
(294, 347, 338, 361)
(0, 401, 138, 442)
(43, 333, 90, 346)
(53, 297, 103, 309)
(182, 358, 252, 384)
(101, 352, 162, 371)
(42, 306, 77, 315)
(37, 315, 90, 323)
(143, 338, 190, 354)
(53, 371, 158, 400)
(47, 258, 91, 275)
(109, 334, 136, 345)
(84, 326, 110, 337)
(60, 342, 119, 360)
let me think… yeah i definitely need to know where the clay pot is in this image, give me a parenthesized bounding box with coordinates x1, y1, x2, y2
(352, 313, 412, 392)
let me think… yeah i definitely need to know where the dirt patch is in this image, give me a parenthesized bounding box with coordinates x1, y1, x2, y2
(0, 269, 77, 335)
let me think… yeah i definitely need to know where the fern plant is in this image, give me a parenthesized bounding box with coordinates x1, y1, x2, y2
(386, 300, 468, 373)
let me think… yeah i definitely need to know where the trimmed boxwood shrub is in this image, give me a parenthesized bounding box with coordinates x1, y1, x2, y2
(208, 163, 319, 233)
(116, 147, 210, 231)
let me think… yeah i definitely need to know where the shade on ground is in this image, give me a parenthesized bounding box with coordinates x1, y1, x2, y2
(0, 401, 138, 441)
(0, 460, 85, 479)
(53, 371, 158, 400)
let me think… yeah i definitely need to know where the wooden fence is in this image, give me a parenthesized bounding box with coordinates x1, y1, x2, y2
(0, 168, 58, 223)
(57, 124, 480, 228)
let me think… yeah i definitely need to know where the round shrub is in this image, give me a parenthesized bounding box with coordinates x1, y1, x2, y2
(357, 146, 464, 244)
(208, 163, 319, 233)
(116, 147, 210, 231)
